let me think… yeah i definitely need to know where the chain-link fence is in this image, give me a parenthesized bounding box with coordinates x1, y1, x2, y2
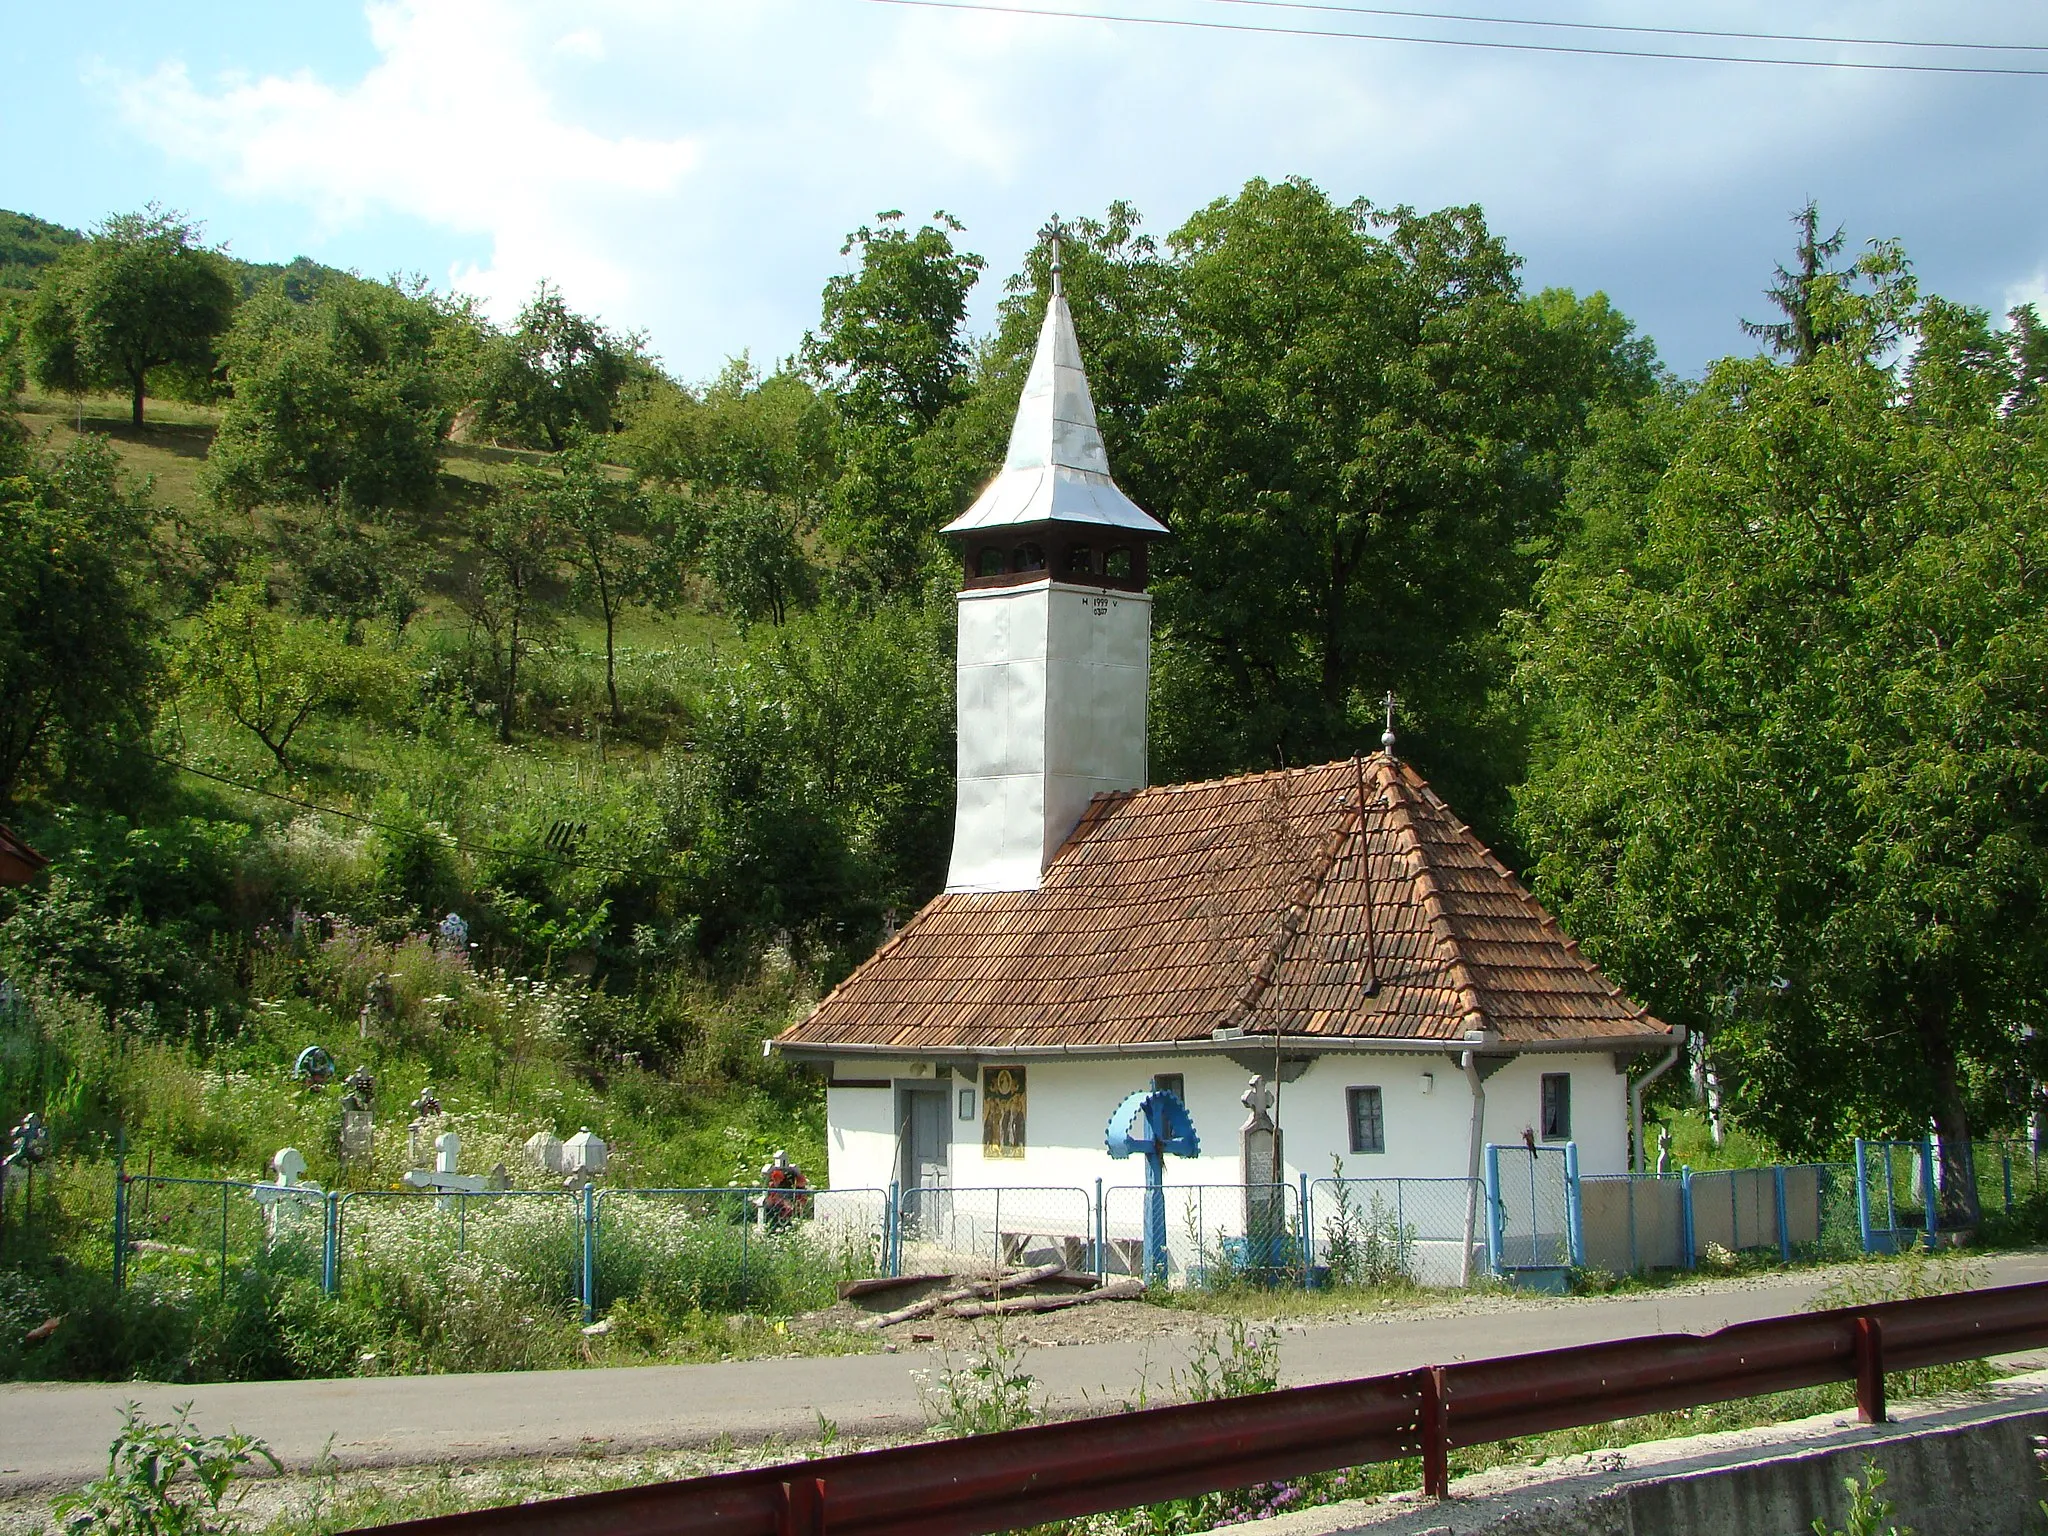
(332, 1187, 584, 1313)
(592, 1187, 888, 1315)
(898, 1185, 1095, 1275)
(1101, 1182, 1303, 1286)
(1971, 1141, 2047, 1222)
(1308, 1177, 1482, 1287)
(117, 1175, 323, 1301)
(110, 1140, 1993, 1312)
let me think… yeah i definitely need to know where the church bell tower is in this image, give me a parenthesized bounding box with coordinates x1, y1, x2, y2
(942, 224, 1169, 893)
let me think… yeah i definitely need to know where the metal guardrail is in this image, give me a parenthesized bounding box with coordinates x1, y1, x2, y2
(356, 1278, 2048, 1536)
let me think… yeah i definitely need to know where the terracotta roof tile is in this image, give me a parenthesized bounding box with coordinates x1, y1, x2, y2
(777, 755, 1671, 1053)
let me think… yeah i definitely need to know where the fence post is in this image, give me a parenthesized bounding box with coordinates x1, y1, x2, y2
(1094, 1179, 1105, 1279)
(1920, 1138, 1938, 1248)
(1483, 1145, 1503, 1278)
(2004, 1144, 2015, 1213)
(1774, 1166, 1791, 1264)
(219, 1182, 231, 1303)
(1679, 1167, 1696, 1269)
(1854, 1139, 1875, 1254)
(1624, 1177, 1639, 1276)
(1853, 1315, 1886, 1424)
(1563, 1144, 1585, 1268)
(1299, 1171, 1313, 1279)
(322, 1192, 337, 1296)
(111, 1164, 129, 1290)
(775, 1475, 827, 1536)
(1419, 1366, 1449, 1498)
(581, 1184, 597, 1324)
(887, 1182, 901, 1277)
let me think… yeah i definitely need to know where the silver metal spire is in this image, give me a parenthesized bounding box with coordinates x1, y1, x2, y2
(1381, 690, 1399, 756)
(943, 221, 1166, 537)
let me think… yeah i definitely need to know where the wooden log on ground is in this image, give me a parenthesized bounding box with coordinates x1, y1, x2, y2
(863, 1262, 1070, 1328)
(947, 1277, 1146, 1319)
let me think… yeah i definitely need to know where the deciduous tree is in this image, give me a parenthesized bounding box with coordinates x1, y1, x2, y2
(0, 435, 162, 805)
(472, 283, 645, 450)
(1515, 242, 2048, 1225)
(457, 488, 560, 743)
(203, 275, 455, 516)
(178, 579, 370, 771)
(24, 207, 235, 427)
(802, 212, 984, 592)
(1139, 179, 1655, 842)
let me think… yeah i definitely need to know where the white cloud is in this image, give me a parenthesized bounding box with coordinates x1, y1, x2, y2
(2006, 267, 2048, 319)
(101, 0, 696, 324)
(553, 28, 606, 62)
(84, 0, 2048, 378)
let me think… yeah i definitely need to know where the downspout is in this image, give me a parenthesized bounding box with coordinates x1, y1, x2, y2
(1630, 1045, 1683, 1174)
(1460, 1050, 1486, 1287)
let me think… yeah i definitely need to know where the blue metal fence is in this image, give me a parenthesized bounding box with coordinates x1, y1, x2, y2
(109, 1140, 2031, 1308)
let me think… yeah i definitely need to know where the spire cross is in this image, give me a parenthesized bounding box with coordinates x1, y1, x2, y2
(1040, 215, 1068, 297)
(1382, 690, 1399, 756)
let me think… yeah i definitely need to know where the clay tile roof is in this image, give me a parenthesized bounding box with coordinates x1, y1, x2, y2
(0, 825, 48, 889)
(774, 755, 1672, 1054)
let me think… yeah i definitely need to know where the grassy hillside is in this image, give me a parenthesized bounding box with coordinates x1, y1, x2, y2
(0, 378, 898, 1382)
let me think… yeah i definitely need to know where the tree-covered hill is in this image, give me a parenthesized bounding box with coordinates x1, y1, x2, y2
(0, 208, 86, 293)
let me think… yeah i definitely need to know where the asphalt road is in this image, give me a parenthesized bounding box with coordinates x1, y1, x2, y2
(8, 1252, 2048, 1496)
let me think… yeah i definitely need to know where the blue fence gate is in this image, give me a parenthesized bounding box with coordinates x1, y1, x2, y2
(1486, 1143, 1581, 1287)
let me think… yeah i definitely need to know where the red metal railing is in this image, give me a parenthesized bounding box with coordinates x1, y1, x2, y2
(359, 1279, 2048, 1536)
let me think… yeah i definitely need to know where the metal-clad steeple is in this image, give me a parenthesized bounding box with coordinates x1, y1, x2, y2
(943, 222, 1167, 538)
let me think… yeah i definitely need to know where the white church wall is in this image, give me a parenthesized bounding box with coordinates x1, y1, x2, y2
(825, 1084, 896, 1192)
(822, 1049, 1630, 1197)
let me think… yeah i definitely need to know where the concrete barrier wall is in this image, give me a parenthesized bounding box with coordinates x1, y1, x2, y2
(1268, 1377, 2048, 1536)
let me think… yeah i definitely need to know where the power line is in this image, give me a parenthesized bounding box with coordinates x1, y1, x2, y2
(1202, 0, 2048, 56)
(852, 0, 2048, 75)
(154, 753, 653, 878)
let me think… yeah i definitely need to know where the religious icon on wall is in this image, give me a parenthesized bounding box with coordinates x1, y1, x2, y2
(982, 1065, 1026, 1159)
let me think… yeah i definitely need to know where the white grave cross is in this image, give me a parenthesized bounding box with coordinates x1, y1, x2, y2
(403, 1130, 490, 1205)
(250, 1146, 325, 1246)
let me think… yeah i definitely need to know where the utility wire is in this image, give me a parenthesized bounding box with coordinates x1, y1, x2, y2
(853, 0, 2048, 75)
(153, 752, 654, 878)
(1202, 0, 2048, 55)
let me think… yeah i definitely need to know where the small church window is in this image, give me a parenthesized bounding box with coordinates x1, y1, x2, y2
(1012, 543, 1047, 573)
(1541, 1073, 1572, 1141)
(1347, 1086, 1385, 1153)
(976, 546, 1005, 579)
(1151, 1072, 1184, 1104)
(983, 1065, 1027, 1158)
(1104, 547, 1133, 581)
(1066, 544, 1095, 577)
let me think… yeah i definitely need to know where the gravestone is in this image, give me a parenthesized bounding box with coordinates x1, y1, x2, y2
(250, 1146, 325, 1247)
(1239, 1077, 1286, 1259)
(524, 1131, 566, 1176)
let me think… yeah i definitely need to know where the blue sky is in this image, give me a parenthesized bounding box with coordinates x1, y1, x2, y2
(4, 1, 2044, 381)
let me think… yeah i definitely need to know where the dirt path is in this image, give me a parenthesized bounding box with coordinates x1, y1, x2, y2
(7, 1252, 2047, 1497)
